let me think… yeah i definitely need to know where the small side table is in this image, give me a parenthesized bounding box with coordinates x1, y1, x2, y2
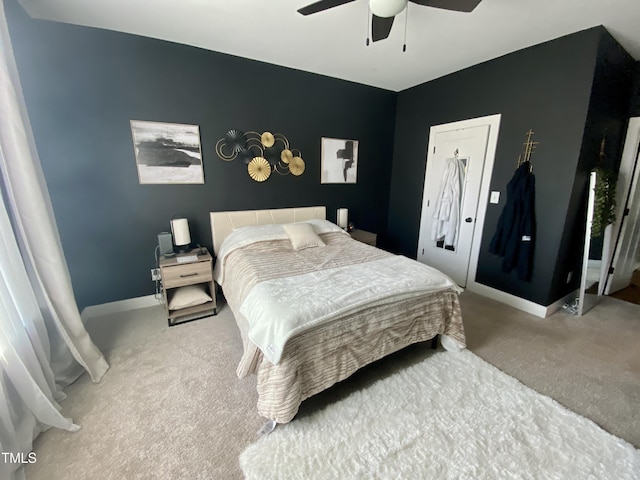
(159, 248, 217, 327)
(350, 229, 377, 247)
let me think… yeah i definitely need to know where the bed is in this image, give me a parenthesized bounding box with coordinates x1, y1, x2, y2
(210, 206, 466, 424)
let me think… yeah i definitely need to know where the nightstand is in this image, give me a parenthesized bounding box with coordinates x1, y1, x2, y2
(159, 248, 217, 327)
(350, 229, 377, 247)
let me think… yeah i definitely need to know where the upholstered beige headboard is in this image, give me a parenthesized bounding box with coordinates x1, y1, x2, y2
(210, 206, 326, 256)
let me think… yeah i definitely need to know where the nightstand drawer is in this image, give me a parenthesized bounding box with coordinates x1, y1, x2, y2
(162, 261, 212, 288)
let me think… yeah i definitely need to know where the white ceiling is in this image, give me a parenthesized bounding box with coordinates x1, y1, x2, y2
(18, 0, 640, 92)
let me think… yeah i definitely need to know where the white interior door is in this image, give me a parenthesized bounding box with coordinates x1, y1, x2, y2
(604, 117, 640, 294)
(417, 123, 491, 286)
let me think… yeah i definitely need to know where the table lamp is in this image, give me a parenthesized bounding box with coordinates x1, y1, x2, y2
(171, 217, 191, 253)
(337, 208, 348, 230)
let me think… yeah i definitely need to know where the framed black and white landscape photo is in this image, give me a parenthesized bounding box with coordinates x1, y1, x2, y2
(131, 120, 204, 184)
(321, 137, 359, 184)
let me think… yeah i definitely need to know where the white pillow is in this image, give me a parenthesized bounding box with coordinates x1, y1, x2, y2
(168, 284, 212, 310)
(304, 219, 347, 234)
(282, 222, 326, 250)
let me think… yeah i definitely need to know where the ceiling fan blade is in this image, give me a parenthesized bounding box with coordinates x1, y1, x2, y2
(297, 0, 358, 15)
(409, 0, 482, 13)
(371, 14, 395, 42)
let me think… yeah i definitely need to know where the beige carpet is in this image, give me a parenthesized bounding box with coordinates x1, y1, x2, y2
(24, 291, 640, 479)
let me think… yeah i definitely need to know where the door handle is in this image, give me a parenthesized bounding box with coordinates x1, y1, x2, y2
(465, 217, 474, 223)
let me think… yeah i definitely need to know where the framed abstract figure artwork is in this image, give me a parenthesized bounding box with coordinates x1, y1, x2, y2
(131, 120, 204, 184)
(321, 137, 358, 184)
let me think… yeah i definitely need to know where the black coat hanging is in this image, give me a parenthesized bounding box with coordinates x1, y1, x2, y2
(489, 160, 536, 281)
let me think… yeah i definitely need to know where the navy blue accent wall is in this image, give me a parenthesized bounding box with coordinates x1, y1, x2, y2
(5, 0, 396, 309)
(387, 27, 634, 306)
(554, 32, 635, 299)
(629, 62, 640, 116)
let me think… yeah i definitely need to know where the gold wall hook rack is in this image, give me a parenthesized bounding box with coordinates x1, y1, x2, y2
(516, 129, 539, 169)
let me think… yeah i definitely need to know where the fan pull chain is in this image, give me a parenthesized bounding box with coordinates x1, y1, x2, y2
(366, 3, 371, 46)
(402, 3, 409, 52)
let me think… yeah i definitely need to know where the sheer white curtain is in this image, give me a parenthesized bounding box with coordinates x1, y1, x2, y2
(1, 2, 109, 479)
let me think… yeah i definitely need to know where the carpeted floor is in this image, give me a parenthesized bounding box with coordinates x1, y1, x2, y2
(23, 291, 640, 479)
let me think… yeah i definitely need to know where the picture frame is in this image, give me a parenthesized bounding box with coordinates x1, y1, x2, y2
(321, 137, 359, 184)
(130, 120, 204, 184)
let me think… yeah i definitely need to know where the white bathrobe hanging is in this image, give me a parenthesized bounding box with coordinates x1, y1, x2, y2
(431, 157, 464, 246)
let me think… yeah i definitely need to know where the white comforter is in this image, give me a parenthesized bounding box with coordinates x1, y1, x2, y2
(240, 254, 462, 365)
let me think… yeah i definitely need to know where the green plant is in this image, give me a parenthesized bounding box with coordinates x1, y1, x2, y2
(591, 167, 617, 238)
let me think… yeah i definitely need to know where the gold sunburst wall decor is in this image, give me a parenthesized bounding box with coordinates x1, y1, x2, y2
(248, 157, 271, 182)
(281, 149, 293, 164)
(215, 129, 305, 182)
(289, 156, 305, 176)
(260, 131, 275, 148)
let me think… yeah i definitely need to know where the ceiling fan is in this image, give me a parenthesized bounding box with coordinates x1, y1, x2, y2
(298, 0, 483, 43)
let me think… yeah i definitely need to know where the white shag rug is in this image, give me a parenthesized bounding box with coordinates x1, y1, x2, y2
(240, 350, 640, 480)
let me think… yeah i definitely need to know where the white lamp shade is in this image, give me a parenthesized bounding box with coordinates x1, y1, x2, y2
(337, 208, 348, 229)
(370, 0, 407, 18)
(171, 218, 191, 246)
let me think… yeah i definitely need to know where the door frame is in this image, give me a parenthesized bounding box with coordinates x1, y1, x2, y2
(603, 116, 640, 294)
(419, 113, 502, 287)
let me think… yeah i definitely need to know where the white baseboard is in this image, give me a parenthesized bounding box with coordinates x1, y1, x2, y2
(81, 294, 160, 322)
(544, 290, 580, 317)
(466, 281, 577, 318)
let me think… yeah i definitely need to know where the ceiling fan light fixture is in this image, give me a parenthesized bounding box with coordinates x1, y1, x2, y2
(369, 0, 407, 18)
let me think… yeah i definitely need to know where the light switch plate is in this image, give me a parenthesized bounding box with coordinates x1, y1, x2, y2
(490, 191, 500, 204)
